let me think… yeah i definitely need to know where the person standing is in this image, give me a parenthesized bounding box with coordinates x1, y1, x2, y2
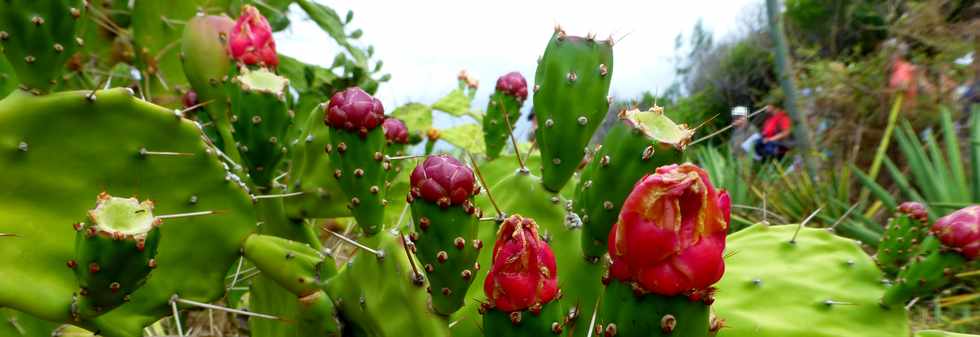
(729, 106, 759, 159)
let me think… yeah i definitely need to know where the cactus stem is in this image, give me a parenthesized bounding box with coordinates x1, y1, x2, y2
(173, 296, 281, 320)
(251, 191, 304, 200)
(139, 147, 195, 157)
(325, 229, 382, 257)
(467, 152, 503, 217)
(790, 207, 822, 244)
(157, 210, 219, 220)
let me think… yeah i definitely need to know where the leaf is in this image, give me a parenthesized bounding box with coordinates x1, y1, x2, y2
(440, 124, 485, 154)
(277, 54, 310, 92)
(391, 103, 433, 138)
(295, 0, 368, 66)
(431, 89, 474, 117)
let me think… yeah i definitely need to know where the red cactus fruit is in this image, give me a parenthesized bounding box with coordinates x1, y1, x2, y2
(409, 155, 477, 207)
(897, 201, 928, 222)
(932, 205, 980, 260)
(484, 215, 559, 312)
(228, 5, 278, 67)
(324, 87, 385, 135)
(382, 117, 409, 144)
(182, 90, 198, 109)
(495, 71, 528, 101)
(608, 163, 730, 296)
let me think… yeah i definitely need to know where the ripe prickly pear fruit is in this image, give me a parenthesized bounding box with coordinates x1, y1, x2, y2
(227, 67, 291, 189)
(383, 117, 410, 183)
(0, 0, 85, 94)
(69, 192, 161, 320)
(406, 154, 482, 315)
(882, 205, 980, 306)
(227, 5, 278, 68)
(482, 214, 565, 336)
(324, 87, 388, 234)
(574, 106, 692, 259)
(876, 201, 930, 277)
(483, 72, 527, 159)
(534, 27, 614, 192)
(599, 163, 729, 337)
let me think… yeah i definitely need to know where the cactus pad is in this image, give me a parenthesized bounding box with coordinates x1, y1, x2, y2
(228, 68, 291, 189)
(533, 28, 614, 192)
(0, 0, 84, 94)
(713, 224, 909, 337)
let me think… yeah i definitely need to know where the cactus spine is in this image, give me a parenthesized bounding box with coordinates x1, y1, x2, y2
(533, 27, 614, 192)
(574, 107, 692, 259)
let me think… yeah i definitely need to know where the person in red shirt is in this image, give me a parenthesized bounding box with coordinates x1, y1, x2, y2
(756, 105, 792, 160)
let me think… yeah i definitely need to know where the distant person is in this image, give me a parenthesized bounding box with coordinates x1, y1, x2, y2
(755, 105, 792, 160)
(729, 106, 759, 159)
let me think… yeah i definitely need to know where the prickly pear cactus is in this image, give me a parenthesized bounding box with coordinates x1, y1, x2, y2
(324, 87, 389, 234)
(227, 68, 292, 189)
(324, 231, 451, 337)
(533, 27, 614, 192)
(876, 201, 929, 277)
(0, 0, 84, 94)
(383, 117, 410, 184)
(406, 155, 483, 315)
(714, 224, 909, 337)
(180, 14, 237, 156)
(574, 107, 692, 259)
(0, 88, 256, 337)
(70, 193, 161, 320)
(483, 72, 527, 159)
(242, 234, 336, 297)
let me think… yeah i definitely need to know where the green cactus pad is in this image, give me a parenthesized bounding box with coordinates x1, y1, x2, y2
(297, 290, 341, 337)
(385, 142, 407, 185)
(409, 199, 481, 315)
(876, 212, 929, 277)
(0, 0, 84, 94)
(71, 194, 161, 320)
(483, 300, 564, 337)
(0, 88, 256, 337)
(284, 104, 349, 220)
(598, 280, 710, 337)
(242, 234, 336, 297)
(574, 108, 690, 259)
(483, 91, 523, 159)
(228, 68, 291, 189)
(533, 29, 614, 192)
(325, 231, 450, 337)
(0, 308, 62, 337)
(880, 236, 967, 307)
(916, 330, 980, 337)
(714, 224, 909, 337)
(327, 122, 389, 234)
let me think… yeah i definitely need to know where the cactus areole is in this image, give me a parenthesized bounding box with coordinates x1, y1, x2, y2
(932, 205, 980, 260)
(608, 163, 730, 296)
(484, 215, 559, 312)
(325, 87, 385, 136)
(228, 5, 278, 67)
(409, 155, 478, 207)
